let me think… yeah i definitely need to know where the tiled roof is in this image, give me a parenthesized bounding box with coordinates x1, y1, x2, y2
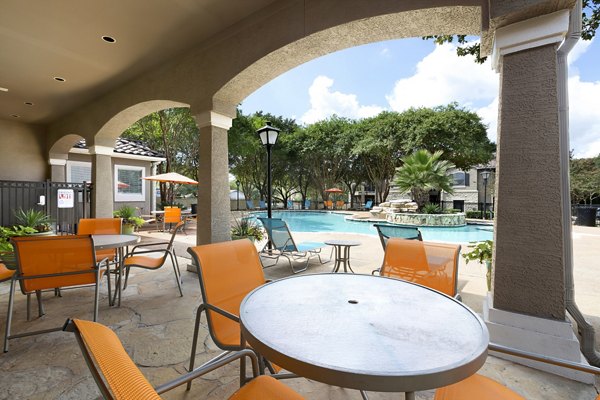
(73, 137, 163, 158)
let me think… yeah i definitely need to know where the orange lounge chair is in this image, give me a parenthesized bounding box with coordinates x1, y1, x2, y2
(64, 318, 305, 400)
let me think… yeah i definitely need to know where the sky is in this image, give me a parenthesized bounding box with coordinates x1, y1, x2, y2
(240, 37, 600, 159)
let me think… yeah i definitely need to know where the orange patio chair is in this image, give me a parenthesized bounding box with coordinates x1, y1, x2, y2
(378, 238, 461, 299)
(163, 206, 181, 231)
(3, 235, 105, 352)
(64, 318, 304, 400)
(324, 200, 333, 209)
(78, 217, 122, 266)
(121, 221, 184, 297)
(335, 200, 345, 209)
(435, 373, 524, 399)
(187, 239, 285, 389)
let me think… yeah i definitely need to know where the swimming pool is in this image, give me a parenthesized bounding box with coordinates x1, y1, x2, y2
(252, 211, 493, 243)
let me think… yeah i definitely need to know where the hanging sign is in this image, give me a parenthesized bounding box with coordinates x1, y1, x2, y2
(57, 189, 74, 208)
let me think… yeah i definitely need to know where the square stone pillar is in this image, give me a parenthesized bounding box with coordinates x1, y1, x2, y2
(194, 111, 233, 245)
(90, 146, 114, 218)
(48, 157, 67, 182)
(488, 10, 593, 383)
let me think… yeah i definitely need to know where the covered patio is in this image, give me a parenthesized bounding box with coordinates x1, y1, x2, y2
(0, 223, 599, 398)
(1, 0, 599, 398)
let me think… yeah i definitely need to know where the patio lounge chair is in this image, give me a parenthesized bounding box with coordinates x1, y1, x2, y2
(121, 221, 185, 298)
(257, 217, 331, 274)
(4, 235, 106, 352)
(287, 199, 293, 209)
(363, 200, 373, 210)
(304, 199, 311, 209)
(335, 200, 345, 209)
(376, 238, 461, 299)
(187, 239, 290, 388)
(246, 200, 257, 210)
(64, 319, 305, 399)
(324, 200, 333, 209)
(373, 223, 422, 250)
(259, 200, 267, 209)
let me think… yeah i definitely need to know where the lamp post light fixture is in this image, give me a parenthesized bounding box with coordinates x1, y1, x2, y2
(481, 170, 491, 220)
(257, 121, 281, 219)
(236, 180, 240, 211)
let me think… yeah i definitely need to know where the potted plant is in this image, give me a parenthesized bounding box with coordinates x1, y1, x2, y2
(0, 225, 37, 269)
(231, 217, 264, 242)
(462, 240, 493, 291)
(13, 208, 53, 234)
(113, 205, 145, 234)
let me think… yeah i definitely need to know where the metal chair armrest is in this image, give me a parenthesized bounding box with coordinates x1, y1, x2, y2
(155, 349, 259, 394)
(129, 242, 170, 252)
(204, 303, 240, 323)
(124, 249, 170, 258)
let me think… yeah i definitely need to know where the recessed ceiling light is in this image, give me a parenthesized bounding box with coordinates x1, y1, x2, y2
(24, 102, 34, 106)
(54, 77, 66, 82)
(11, 114, 19, 118)
(102, 35, 116, 43)
(0, 87, 8, 92)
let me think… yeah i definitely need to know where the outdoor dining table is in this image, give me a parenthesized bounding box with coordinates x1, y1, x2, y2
(92, 234, 140, 307)
(240, 273, 489, 399)
(324, 239, 361, 273)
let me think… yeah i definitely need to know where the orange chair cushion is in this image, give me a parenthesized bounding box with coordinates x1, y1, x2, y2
(0, 263, 14, 282)
(124, 255, 166, 269)
(229, 375, 304, 400)
(434, 374, 525, 400)
(73, 319, 161, 400)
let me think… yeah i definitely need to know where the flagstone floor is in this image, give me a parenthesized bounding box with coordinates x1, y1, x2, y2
(0, 220, 599, 399)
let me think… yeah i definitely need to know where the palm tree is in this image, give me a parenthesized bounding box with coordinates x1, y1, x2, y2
(395, 150, 455, 210)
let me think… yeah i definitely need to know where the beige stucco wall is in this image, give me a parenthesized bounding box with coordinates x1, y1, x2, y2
(0, 118, 47, 181)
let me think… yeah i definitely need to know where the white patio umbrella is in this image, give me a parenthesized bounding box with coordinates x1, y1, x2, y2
(144, 172, 198, 205)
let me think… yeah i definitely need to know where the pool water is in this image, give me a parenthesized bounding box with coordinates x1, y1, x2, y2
(252, 211, 493, 243)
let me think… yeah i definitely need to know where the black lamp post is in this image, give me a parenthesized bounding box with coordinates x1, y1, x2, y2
(481, 171, 491, 220)
(257, 121, 280, 219)
(235, 180, 240, 211)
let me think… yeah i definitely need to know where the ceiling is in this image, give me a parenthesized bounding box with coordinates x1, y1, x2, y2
(0, 0, 277, 124)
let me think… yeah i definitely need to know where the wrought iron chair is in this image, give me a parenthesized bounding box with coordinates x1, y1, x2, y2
(257, 217, 330, 274)
(376, 238, 461, 299)
(187, 239, 290, 389)
(373, 223, 422, 250)
(64, 318, 305, 399)
(121, 221, 184, 297)
(4, 235, 105, 352)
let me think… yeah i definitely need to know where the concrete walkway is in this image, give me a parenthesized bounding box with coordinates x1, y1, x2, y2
(0, 220, 599, 399)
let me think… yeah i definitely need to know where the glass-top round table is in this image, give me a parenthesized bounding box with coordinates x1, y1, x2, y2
(240, 273, 489, 398)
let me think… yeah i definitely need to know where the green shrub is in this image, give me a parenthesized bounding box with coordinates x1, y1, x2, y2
(113, 205, 145, 228)
(466, 210, 493, 219)
(422, 203, 442, 214)
(231, 217, 264, 241)
(13, 208, 52, 232)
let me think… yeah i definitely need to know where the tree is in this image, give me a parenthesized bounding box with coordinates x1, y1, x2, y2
(424, 1, 600, 63)
(571, 154, 600, 204)
(395, 150, 455, 210)
(122, 107, 199, 205)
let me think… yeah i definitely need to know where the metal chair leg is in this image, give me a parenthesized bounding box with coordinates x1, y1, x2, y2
(187, 305, 204, 390)
(4, 278, 16, 352)
(26, 293, 31, 321)
(170, 253, 183, 297)
(35, 290, 44, 318)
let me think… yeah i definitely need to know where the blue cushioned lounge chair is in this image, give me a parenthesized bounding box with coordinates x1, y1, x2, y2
(304, 199, 311, 210)
(257, 217, 331, 273)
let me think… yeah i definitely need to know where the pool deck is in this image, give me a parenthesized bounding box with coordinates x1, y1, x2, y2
(0, 215, 599, 399)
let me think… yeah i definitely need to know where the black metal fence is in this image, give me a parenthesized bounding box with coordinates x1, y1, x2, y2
(0, 180, 92, 234)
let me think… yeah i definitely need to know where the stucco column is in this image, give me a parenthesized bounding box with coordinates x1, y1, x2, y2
(49, 157, 67, 182)
(193, 111, 233, 245)
(486, 10, 592, 383)
(90, 145, 114, 218)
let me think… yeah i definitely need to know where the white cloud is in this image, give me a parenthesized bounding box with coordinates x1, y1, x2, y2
(568, 75, 600, 158)
(300, 76, 384, 124)
(386, 43, 499, 111)
(385, 41, 600, 157)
